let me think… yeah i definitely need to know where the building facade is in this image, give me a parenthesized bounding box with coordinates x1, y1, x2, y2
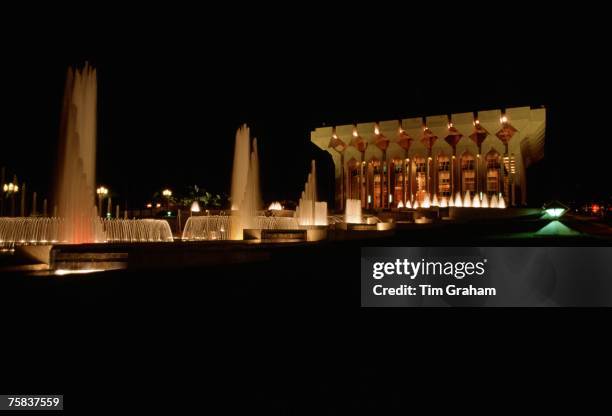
(311, 106, 545, 210)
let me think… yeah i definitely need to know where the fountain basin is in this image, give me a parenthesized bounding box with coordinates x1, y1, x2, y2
(244, 226, 327, 242)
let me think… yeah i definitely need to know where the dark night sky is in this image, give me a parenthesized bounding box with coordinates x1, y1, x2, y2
(1, 18, 609, 209)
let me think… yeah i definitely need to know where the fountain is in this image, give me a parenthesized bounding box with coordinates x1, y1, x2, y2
(481, 194, 489, 208)
(345, 199, 363, 224)
(463, 191, 472, 207)
(490, 194, 499, 208)
(422, 193, 431, 208)
(268, 202, 283, 211)
(431, 194, 439, 207)
(103, 219, 173, 242)
(296, 160, 328, 226)
(229, 124, 261, 240)
(472, 194, 481, 208)
(454, 192, 463, 207)
(56, 63, 100, 244)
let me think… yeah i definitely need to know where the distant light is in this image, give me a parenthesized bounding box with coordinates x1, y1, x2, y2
(146, 203, 152, 208)
(448, 122, 453, 128)
(353, 128, 358, 137)
(156, 203, 161, 208)
(268, 201, 283, 211)
(162, 189, 172, 197)
(500, 115, 508, 124)
(167, 211, 172, 216)
(191, 201, 201, 212)
(374, 125, 380, 135)
(367, 195, 372, 204)
(389, 194, 393, 203)
(545, 208, 565, 218)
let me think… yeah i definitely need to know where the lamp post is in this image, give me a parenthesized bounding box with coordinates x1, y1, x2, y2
(162, 189, 172, 211)
(3, 181, 19, 216)
(96, 186, 108, 217)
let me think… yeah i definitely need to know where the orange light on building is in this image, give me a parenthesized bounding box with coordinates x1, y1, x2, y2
(592, 204, 600, 213)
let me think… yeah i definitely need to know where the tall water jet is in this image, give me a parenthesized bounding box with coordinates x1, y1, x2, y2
(440, 197, 448, 208)
(56, 63, 102, 243)
(297, 160, 328, 226)
(490, 194, 499, 208)
(498, 196, 506, 209)
(463, 191, 472, 208)
(422, 193, 431, 208)
(454, 192, 462, 207)
(431, 194, 439, 207)
(472, 194, 481, 208)
(229, 125, 261, 239)
(345, 199, 363, 224)
(481, 194, 489, 208)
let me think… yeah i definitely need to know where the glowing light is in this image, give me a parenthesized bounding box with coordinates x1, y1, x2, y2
(463, 191, 472, 207)
(472, 195, 481, 208)
(388, 194, 393, 203)
(146, 203, 152, 208)
(162, 189, 172, 197)
(431, 194, 439, 207)
(397, 201, 404, 208)
(440, 197, 448, 208)
(96, 186, 108, 196)
(545, 208, 565, 218)
(353, 127, 358, 137)
(454, 192, 463, 207)
(422, 193, 431, 209)
(405, 200, 412, 209)
(191, 201, 201, 212)
(374, 124, 380, 135)
(156, 203, 161, 208)
(448, 122, 453, 129)
(500, 115, 508, 124)
(481, 194, 489, 208)
(268, 202, 283, 211)
(55, 269, 104, 276)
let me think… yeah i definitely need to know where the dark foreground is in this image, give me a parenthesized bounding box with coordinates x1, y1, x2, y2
(1, 217, 611, 413)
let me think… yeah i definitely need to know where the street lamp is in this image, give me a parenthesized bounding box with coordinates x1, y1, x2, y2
(162, 189, 172, 211)
(96, 186, 108, 217)
(3, 181, 19, 216)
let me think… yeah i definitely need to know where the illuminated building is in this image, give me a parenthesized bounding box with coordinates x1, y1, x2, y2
(311, 106, 545, 209)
